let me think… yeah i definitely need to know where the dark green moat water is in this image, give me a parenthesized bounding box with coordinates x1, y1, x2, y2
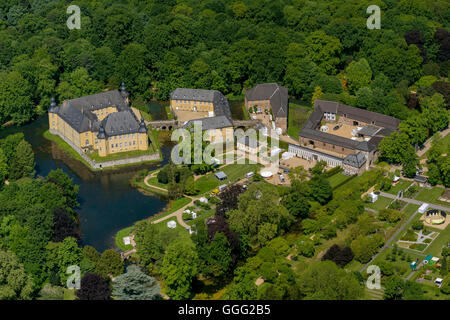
(0, 117, 170, 252)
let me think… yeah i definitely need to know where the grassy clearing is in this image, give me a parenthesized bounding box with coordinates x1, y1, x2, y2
(195, 163, 262, 195)
(387, 180, 412, 196)
(328, 173, 352, 189)
(43, 130, 97, 170)
(150, 197, 192, 222)
(371, 247, 423, 278)
(165, 106, 173, 119)
(415, 187, 445, 204)
(115, 226, 135, 252)
(287, 103, 311, 138)
(365, 196, 393, 211)
(425, 224, 449, 257)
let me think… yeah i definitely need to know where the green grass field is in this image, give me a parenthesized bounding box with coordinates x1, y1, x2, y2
(415, 187, 445, 204)
(287, 103, 311, 138)
(365, 196, 393, 211)
(424, 224, 449, 257)
(328, 173, 352, 189)
(387, 180, 413, 196)
(150, 197, 192, 222)
(115, 226, 135, 252)
(195, 163, 262, 195)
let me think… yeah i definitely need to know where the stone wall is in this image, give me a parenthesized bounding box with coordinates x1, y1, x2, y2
(49, 129, 160, 170)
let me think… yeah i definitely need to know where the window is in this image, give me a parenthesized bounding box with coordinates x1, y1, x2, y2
(85, 133, 88, 137)
(125, 142, 127, 146)
(120, 143, 122, 147)
(133, 141, 136, 145)
(111, 144, 114, 148)
(85, 140, 89, 145)
(115, 143, 118, 148)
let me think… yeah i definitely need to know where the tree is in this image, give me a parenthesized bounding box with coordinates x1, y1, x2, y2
(311, 86, 323, 106)
(351, 235, 383, 263)
(345, 58, 372, 94)
(281, 192, 311, 219)
(0, 147, 7, 186)
(9, 139, 35, 180)
(384, 275, 404, 300)
(321, 245, 354, 267)
(76, 273, 111, 300)
(95, 249, 124, 279)
(45, 169, 79, 209)
(297, 261, 363, 300)
(307, 175, 332, 205)
(57, 237, 82, 286)
(225, 266, 257, 300)
(304, 31, 342, 74)
(52, 208, 81, 243)
(160, 240, 198, 300)
(0, 249, 34, 300)
(227, 183, 294, 246)
(112, 265, 160, 300)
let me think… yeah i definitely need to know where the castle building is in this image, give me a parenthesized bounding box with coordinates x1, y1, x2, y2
(48, 83, 149, 157)
(288, 100, 401, 175)
(245, 83, 288, 133)
(170, 88, 232, 121)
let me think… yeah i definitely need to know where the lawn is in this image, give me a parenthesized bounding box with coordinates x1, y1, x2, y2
(365, 196, 393, 211)
(150, 197, 192, 222)
(195, 163, 262, 195)
(387, 180, 412, 196)
(328, 173, 352, 189)
(424, 224, 450, 257)
(287, 103, 311, 138)
(165, 106, 173, 119)
(371, 247, 424, 278)
(415, 186, 445, 204)
(115, 226, 135, 252)
(43, 130, 96, 170)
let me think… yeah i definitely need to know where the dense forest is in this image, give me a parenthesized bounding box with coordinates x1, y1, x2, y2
(0, 0, 449, 300)
(0, 0, 448, 125)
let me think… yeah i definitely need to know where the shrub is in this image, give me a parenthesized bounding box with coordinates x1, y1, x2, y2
(412, 220, 424, 230)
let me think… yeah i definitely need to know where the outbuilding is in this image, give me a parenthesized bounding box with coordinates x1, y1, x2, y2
(418, 203, 430, 214)
(215, 171, 227, 181)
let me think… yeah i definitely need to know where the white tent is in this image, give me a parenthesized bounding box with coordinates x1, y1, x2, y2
(260, 171, 273, 178)
(393, 176, 400, 182)
(199, 197, 208, 203)
(369, 192, 378, 203)
(167, 220, 177, 229)
(418, 203, 430, 214)
(123, 237, 131, 246)
(192, 212, 197, 219)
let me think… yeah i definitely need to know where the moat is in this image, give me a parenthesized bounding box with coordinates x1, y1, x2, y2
(0, 115, 171, 252)
(0, 99, 246, 252)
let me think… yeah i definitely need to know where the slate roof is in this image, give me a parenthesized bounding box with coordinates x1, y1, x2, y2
(357, 124, 382, 137)
(238, 135, 258, 148)
(183, 115, 233, 131)
(50, 89, 145, 137)
(170, 88, 232, 119)
(343, 152, 367, 168)
(299, 100, 400, 152)
(245, 83, 288, 118)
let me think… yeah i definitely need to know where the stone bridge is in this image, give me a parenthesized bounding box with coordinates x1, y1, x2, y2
(147, 119, 261, 131)
(232, 119, 261, 128)
(146, 120, 180, 131)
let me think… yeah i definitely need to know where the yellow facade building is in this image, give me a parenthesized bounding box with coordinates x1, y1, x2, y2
(48, 83, 149, 157)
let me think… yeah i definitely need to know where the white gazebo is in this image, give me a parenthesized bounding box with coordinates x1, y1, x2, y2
(167, 220, 177, 229)
(418, 203, 430, 214)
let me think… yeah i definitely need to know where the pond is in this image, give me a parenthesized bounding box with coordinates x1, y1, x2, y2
(0, 116, 171, 252)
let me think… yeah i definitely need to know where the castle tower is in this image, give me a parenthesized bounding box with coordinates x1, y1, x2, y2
(48, 97, 59, 133)
(97, 124, 107, 157)
(138, 118, 149, 150)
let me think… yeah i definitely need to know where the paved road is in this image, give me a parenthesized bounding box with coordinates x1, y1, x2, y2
(380, 192, 450, 212)
(417, 127, 450, 157)
(360, 207, 421, 273)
